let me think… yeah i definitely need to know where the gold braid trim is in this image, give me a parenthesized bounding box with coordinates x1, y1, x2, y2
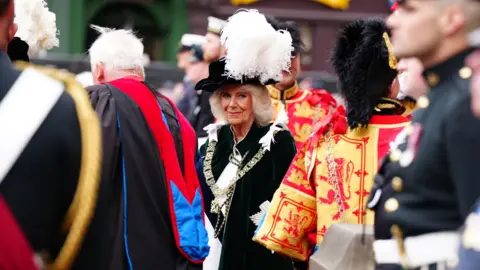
(383, 32, 398, 70)
(14, 62, 102, 270)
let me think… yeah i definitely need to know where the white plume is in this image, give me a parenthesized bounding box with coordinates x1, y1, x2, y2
(14, 0, 59, 57)
(221, 9, 293, 84)
(250, 201, 271, 226)
(258, 109, 289, 152)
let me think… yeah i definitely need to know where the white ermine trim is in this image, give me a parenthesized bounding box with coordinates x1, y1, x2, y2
(258, 109, 289, 152)
(203, 122, 226, 142)
(250, 200, 271, 226)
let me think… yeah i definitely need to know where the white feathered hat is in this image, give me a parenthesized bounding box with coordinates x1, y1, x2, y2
(195, 9, 293, 92)
(14, 0, 59, 58)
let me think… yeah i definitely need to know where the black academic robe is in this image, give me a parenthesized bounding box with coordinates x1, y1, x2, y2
(198, 124, 296, 270)
(74, 83, 201, 270)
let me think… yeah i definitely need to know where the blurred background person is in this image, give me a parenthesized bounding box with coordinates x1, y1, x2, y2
(467, 29, 480, 117)
(190, 17, 227, 145)
(0, 0, 101, 269)
(367, 57, 429, 270)
(202, 16, 227, 64)
(373, 0, 480, 268)
(175, 33, 206, 117)
(455, 21, 480, 270)
(266, 16, 337, 149)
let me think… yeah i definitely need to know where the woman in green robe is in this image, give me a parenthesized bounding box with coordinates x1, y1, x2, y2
(195, 9, 297, 270)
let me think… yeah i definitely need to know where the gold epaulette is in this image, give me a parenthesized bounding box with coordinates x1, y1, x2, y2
(400, 99, 417, 117)
(13, 61, 102, 270)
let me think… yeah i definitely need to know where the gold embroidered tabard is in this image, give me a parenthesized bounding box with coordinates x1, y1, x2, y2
(268, 83, 336, 149)
(254, 115, 410, 261)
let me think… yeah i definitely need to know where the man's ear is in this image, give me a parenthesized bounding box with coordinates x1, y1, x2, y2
(8, 23, 17, 42)
(220, 45, 227, 58)
(291, 56, 301, 74)
(95, 63, 105, 83)
(440, 5, 466, 37)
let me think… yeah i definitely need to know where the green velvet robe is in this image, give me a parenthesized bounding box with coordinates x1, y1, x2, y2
(199, 123, 297, 270)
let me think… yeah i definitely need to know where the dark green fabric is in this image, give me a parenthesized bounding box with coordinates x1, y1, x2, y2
(208, 123, 297, 270)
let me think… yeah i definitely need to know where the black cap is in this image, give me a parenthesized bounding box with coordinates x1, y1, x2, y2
(8, 37, 30, 62)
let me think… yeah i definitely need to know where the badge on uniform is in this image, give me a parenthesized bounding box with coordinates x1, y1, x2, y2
(400, 123, 423, 167)
(463, 212, 480, 251)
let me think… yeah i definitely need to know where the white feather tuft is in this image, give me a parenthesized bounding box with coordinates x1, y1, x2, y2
(203, 122, 226, 142)
(258, 109, 289, 152)
(221, 9, 293, 84)
(250, 201, 271, 226)
(90, 24, 112, 35)
(14, 0, 59, 57)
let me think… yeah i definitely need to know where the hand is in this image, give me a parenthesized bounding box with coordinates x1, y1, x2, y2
(8, 23, 17, 42)
(396, 58, 428, 100)
(466, 50, 480, 117)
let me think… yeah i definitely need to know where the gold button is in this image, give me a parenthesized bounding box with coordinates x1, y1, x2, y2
(384, 198, 399, 212)
(426, 72, 440, 87)
(390, 224, 402, 235)
(392, 177, 403, 192)
(390, 149, 402, 162)
(459, 67, 473, 79)
(417, 95, 429, 109)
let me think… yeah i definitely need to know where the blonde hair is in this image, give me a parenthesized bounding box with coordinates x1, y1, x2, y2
(209, 84, 274, 126)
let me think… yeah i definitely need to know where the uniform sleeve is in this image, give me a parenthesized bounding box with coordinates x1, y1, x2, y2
(270, 130, 297, 188)
(87, 86, 119, 184)
(253, 136, 318, 261)
(445, 95, 480, 218)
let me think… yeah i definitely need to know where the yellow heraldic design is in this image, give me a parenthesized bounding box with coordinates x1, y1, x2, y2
(254, 125, 391, 261)
(293, 101, 317, 119)
(14, 62, 102, 270)
(293, 122, 313, 146)
(312, 0, 350, 10)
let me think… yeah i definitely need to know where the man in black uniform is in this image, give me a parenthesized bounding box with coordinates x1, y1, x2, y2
(189, 16, 227, 144)
(0, 0, 102, 269)
(371, 0, 480, 269)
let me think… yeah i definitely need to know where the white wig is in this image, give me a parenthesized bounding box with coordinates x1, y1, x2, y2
(209, 84, 274, 127)
(89, 25, 145, 75)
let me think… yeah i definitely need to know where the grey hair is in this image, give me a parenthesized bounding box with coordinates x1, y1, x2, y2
(209, 84, 274, 126)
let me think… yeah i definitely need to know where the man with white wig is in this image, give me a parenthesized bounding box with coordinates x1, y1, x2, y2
(86, 25, 208, 269)
(189, 17, 228, 145)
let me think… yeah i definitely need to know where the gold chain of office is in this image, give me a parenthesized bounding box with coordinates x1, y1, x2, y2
(203, 135, 265, 237)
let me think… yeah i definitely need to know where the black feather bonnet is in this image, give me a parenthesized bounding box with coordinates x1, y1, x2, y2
(331, 18, 398, 129)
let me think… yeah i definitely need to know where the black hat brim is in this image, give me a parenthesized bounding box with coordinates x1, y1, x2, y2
(195, 58, 277, 92)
